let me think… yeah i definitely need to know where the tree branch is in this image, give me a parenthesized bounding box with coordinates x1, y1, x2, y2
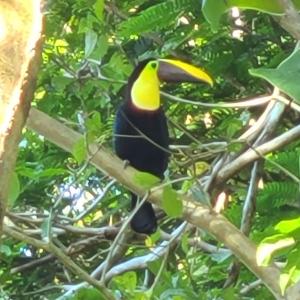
(275, 0, 300, 40)
(26, 107, 287, 299)
(0, 0, 43, 234)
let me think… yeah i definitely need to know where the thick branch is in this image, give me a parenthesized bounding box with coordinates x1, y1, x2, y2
(26, 107, 286, 299)
(3, 225, 115, 299)
(275, 0, 300, 40)
(0, 0, 43, 233)
(215, 124, 300, 184)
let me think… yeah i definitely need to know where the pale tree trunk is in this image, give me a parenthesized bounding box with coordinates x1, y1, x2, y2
(0, 0, 43, 234)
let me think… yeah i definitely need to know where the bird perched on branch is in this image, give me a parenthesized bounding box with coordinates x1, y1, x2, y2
(114, 58, 213, 234)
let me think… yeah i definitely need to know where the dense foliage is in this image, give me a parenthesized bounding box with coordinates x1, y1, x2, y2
(2, 1, 300, 299)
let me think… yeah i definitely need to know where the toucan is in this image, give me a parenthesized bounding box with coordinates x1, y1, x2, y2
(114, 58, 213, 234)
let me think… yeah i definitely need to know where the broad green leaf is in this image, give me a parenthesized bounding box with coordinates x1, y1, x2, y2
(113, 272, 137, 292)
(36, 168, 67, 178)
(275, 217, 300, 234)
(71, 287, 104, 300)
(93, 0, 104, 21)
(191, 185, 211, 207)
(211, 250, 232, 263)
(202, 0, 294, 30)
(85, 30, 98, 58)
(72, 137, 87, 163)
(257, 235, 295, 266)
(250, 48, 300, 103)
(145, 230, 161, 247)
(133, 171, 160, 189)
(8, 172, 20, 207)
(0, 245, 12, 256)
(86, 111, 103, 142)
(162, 186, 183, 218)
(90, 35, 108, 60)
(221, 287, 238, 300)
(118, 0, 196, 37)
(51, 76, 72, 92)
(147, 258, 163, 275)
(227, 141, 244, 153)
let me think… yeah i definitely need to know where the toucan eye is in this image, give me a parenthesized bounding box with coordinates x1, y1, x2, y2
(150, 62, 157, 69)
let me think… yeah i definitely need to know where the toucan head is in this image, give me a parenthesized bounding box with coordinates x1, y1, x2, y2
(127, 58, 213, 111)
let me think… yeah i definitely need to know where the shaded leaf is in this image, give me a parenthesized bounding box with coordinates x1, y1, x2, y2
(250, 48, 300, 103)
(85, 30, 98, 58)
(202, 0, 288, 30)
(8, 172, 20, 207)
(71, 287, 105, 300)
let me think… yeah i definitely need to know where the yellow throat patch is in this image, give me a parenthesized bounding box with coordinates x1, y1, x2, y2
(131, 61, 160, 111)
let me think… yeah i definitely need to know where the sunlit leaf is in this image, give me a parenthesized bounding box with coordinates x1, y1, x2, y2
(93, 0, 104, 21)
(113, 272, 137, 292)
(257, 235, 295, 266)
(275, 217, 300, 234)
(162, 186, 183, 218)
(73, 137, 87, 163)
(133, 171, 160, 189)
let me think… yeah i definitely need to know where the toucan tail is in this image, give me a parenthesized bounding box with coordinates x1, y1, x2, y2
(130, 193, 157, 234)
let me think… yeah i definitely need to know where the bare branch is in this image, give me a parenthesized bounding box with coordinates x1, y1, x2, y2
(215, 124, 300, 185)
(3, 225, 115, 299)
(26, 107, 286, 299)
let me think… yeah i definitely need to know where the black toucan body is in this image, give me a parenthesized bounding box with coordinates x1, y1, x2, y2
(114, 58, 213, 234)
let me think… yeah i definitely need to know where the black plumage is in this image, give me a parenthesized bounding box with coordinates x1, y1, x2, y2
(113, 58, 212, 234)
(114, 60, 169, 234)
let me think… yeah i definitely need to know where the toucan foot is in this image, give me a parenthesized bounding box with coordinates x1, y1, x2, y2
(123, 159, 130, 169)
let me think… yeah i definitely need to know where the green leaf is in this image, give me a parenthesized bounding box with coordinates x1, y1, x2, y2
(51, 76, 72, 92)
(0, 244, 12, 256)
(90, 35, 108, 60)
(202, 0, 286, 30)
(118, 0, 197, 37)
(280, 273, 290, 296)
(257, 235, 295, 266)
(147, 258, 163, 275)
(72, 287, 105, 300)
(8, 172, 20, 207)
(73, 137, 87, 163)
(181, 233, 189, 254)
(86, 111, 103, 142)
(133, 171, 160, 189)
(275, 217, 300, 234)
(85, 30, 98, 58)
(250, 48, 300, 103)
(113, 272, 137, 292)
(227, 141, 244, 153)
(93, 0, 104, 21)
(162, 186, 183, 218)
